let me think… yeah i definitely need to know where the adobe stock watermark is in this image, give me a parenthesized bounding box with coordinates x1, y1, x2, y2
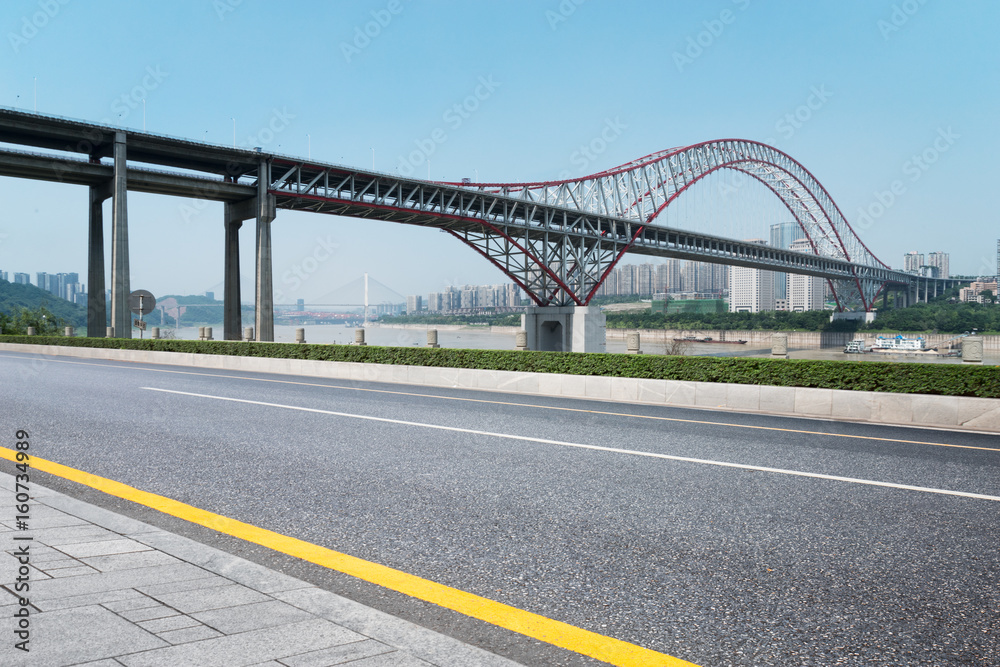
(341, 0, 408, 64)
(546, 0, 587, 30)
(878, 0, 928, 40)
(108, 66, 169, 123)
(673, 0, 751, 73)
(274, 235, 340, 305)
(177, 107, 295, 223)
(394, 75, 501, 177)
(855, 126, 959, 230)
(718, 84, 833, 198)
(8, 0, 71, 54)
(213, 0, 243, 21)
(556, 117, 628, 179)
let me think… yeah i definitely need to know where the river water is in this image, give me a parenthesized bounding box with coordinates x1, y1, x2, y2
(165, 324, 998, 366)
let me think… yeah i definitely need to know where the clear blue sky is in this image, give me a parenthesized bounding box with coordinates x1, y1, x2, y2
(2, 0, 997, 301)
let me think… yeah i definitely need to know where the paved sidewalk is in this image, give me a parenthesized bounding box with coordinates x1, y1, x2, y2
(0, 473, 521, 667)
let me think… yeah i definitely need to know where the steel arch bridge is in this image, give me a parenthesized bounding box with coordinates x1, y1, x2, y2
(441, 140, 889, 311)
(1, 108, 955, 341)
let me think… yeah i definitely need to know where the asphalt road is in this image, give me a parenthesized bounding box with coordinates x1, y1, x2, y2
(1, 350, 998, 666)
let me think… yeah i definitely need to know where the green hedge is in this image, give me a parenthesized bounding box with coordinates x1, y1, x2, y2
(2, 335, 998, 398)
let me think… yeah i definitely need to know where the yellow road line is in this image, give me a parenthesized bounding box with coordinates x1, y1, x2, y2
(1, 447, 699, 667)
(5, 352, 998, 453)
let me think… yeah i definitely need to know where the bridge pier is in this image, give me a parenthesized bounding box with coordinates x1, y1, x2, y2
(254, 159, 276, 342)
(222, 209, 243, 341)
(224, 164, 276, 342)
(87, 180, 111, 337)
(109, 132, 131, 339)
(521, 306, 605, 353)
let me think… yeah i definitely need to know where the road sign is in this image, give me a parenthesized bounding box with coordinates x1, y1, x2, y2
(129, 290, 156, 315)
(133, 318, 147, 331)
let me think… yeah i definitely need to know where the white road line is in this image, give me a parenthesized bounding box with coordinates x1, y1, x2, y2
(142, 387, 1000, 503)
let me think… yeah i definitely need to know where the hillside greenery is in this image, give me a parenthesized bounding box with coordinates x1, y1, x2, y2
(0, 280, 87, 328)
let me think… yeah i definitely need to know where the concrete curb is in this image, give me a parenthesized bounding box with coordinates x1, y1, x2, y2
(3, 342, 1000, 433)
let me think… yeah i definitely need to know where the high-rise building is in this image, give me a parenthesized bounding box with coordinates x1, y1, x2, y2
(926, 252, 949, 279)
(903, 251, 924, 274)
(787, 239, 826, 311)
(0, 270, 7, 282)
(728, 240, 775, 312)
(14, 273, 30, 285)
(405, 295, 422, 314)
(771, 221, 807, 301)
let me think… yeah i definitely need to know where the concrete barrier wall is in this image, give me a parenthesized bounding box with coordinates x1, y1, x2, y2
(3, 342, 999, 433)
(607, 329, 1000, 351)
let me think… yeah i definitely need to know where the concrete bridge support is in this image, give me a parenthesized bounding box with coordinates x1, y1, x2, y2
(521, 306, 606, 353)
(109, 133, 131, 338)
(223, 166, 276, 342)
(254, 159, 276, 342)
(87, 180, 111, 337)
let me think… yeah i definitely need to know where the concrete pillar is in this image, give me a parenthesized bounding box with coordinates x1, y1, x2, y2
(223, 208, 243, 341)
(205, 327, 213, 341)
(521, 305, 606, 353)
(110, 132, 131, 339)
(355, 329, 367, 346)
(243, 326, 254, 342)
(962, 337, 983, 364)
(626, 332, 641, 354)
(255, 159, 276, 342)
(87, 184, 109, 337)
(26, 327, 35, 336)
(515, 330, 528, 350)
(198, 326, 206, 340)
(426, 329, 439, 348)
(295, 328, 306, 344)
(151, 327, 160, 339)
(106, 326, 115, 338)
(771, 332, 789, 359)
(64, 326, 74, 337)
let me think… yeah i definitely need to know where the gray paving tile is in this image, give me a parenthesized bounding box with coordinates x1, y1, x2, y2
(148, 582, 271, 614)
(117, 619, 364, 667)
(137, 575, 230, 597)
(41, 492, 162, 535)
(137, 614, 203, 634)
(158, 624, 224, 644)
(66, 660, 124, 667)
(120, 604, 180, 622)
(38, 526, 123, 545)
(274, 588, 519, 667)
(36, 558, 87, 570)
(29, 563, 209, 601)
(192, 599, 314, 634)
(59, 538, 153, 559)
(47, 564, 99, 578)
(32, 587, 144, 612)
(82, 550, 182, 572)
(133, 531, 313, 594)
(4, 604, 167, 667)
(342, 653, 433, 667)
(279, 639, 395, 666)
(104, 596, 163, 612)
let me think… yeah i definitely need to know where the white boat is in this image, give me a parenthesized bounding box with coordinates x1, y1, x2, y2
(844, 339, 866, 353)
(871, 335, 927, 351)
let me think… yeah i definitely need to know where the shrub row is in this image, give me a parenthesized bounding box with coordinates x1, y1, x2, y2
(2, 335, 998, 398)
